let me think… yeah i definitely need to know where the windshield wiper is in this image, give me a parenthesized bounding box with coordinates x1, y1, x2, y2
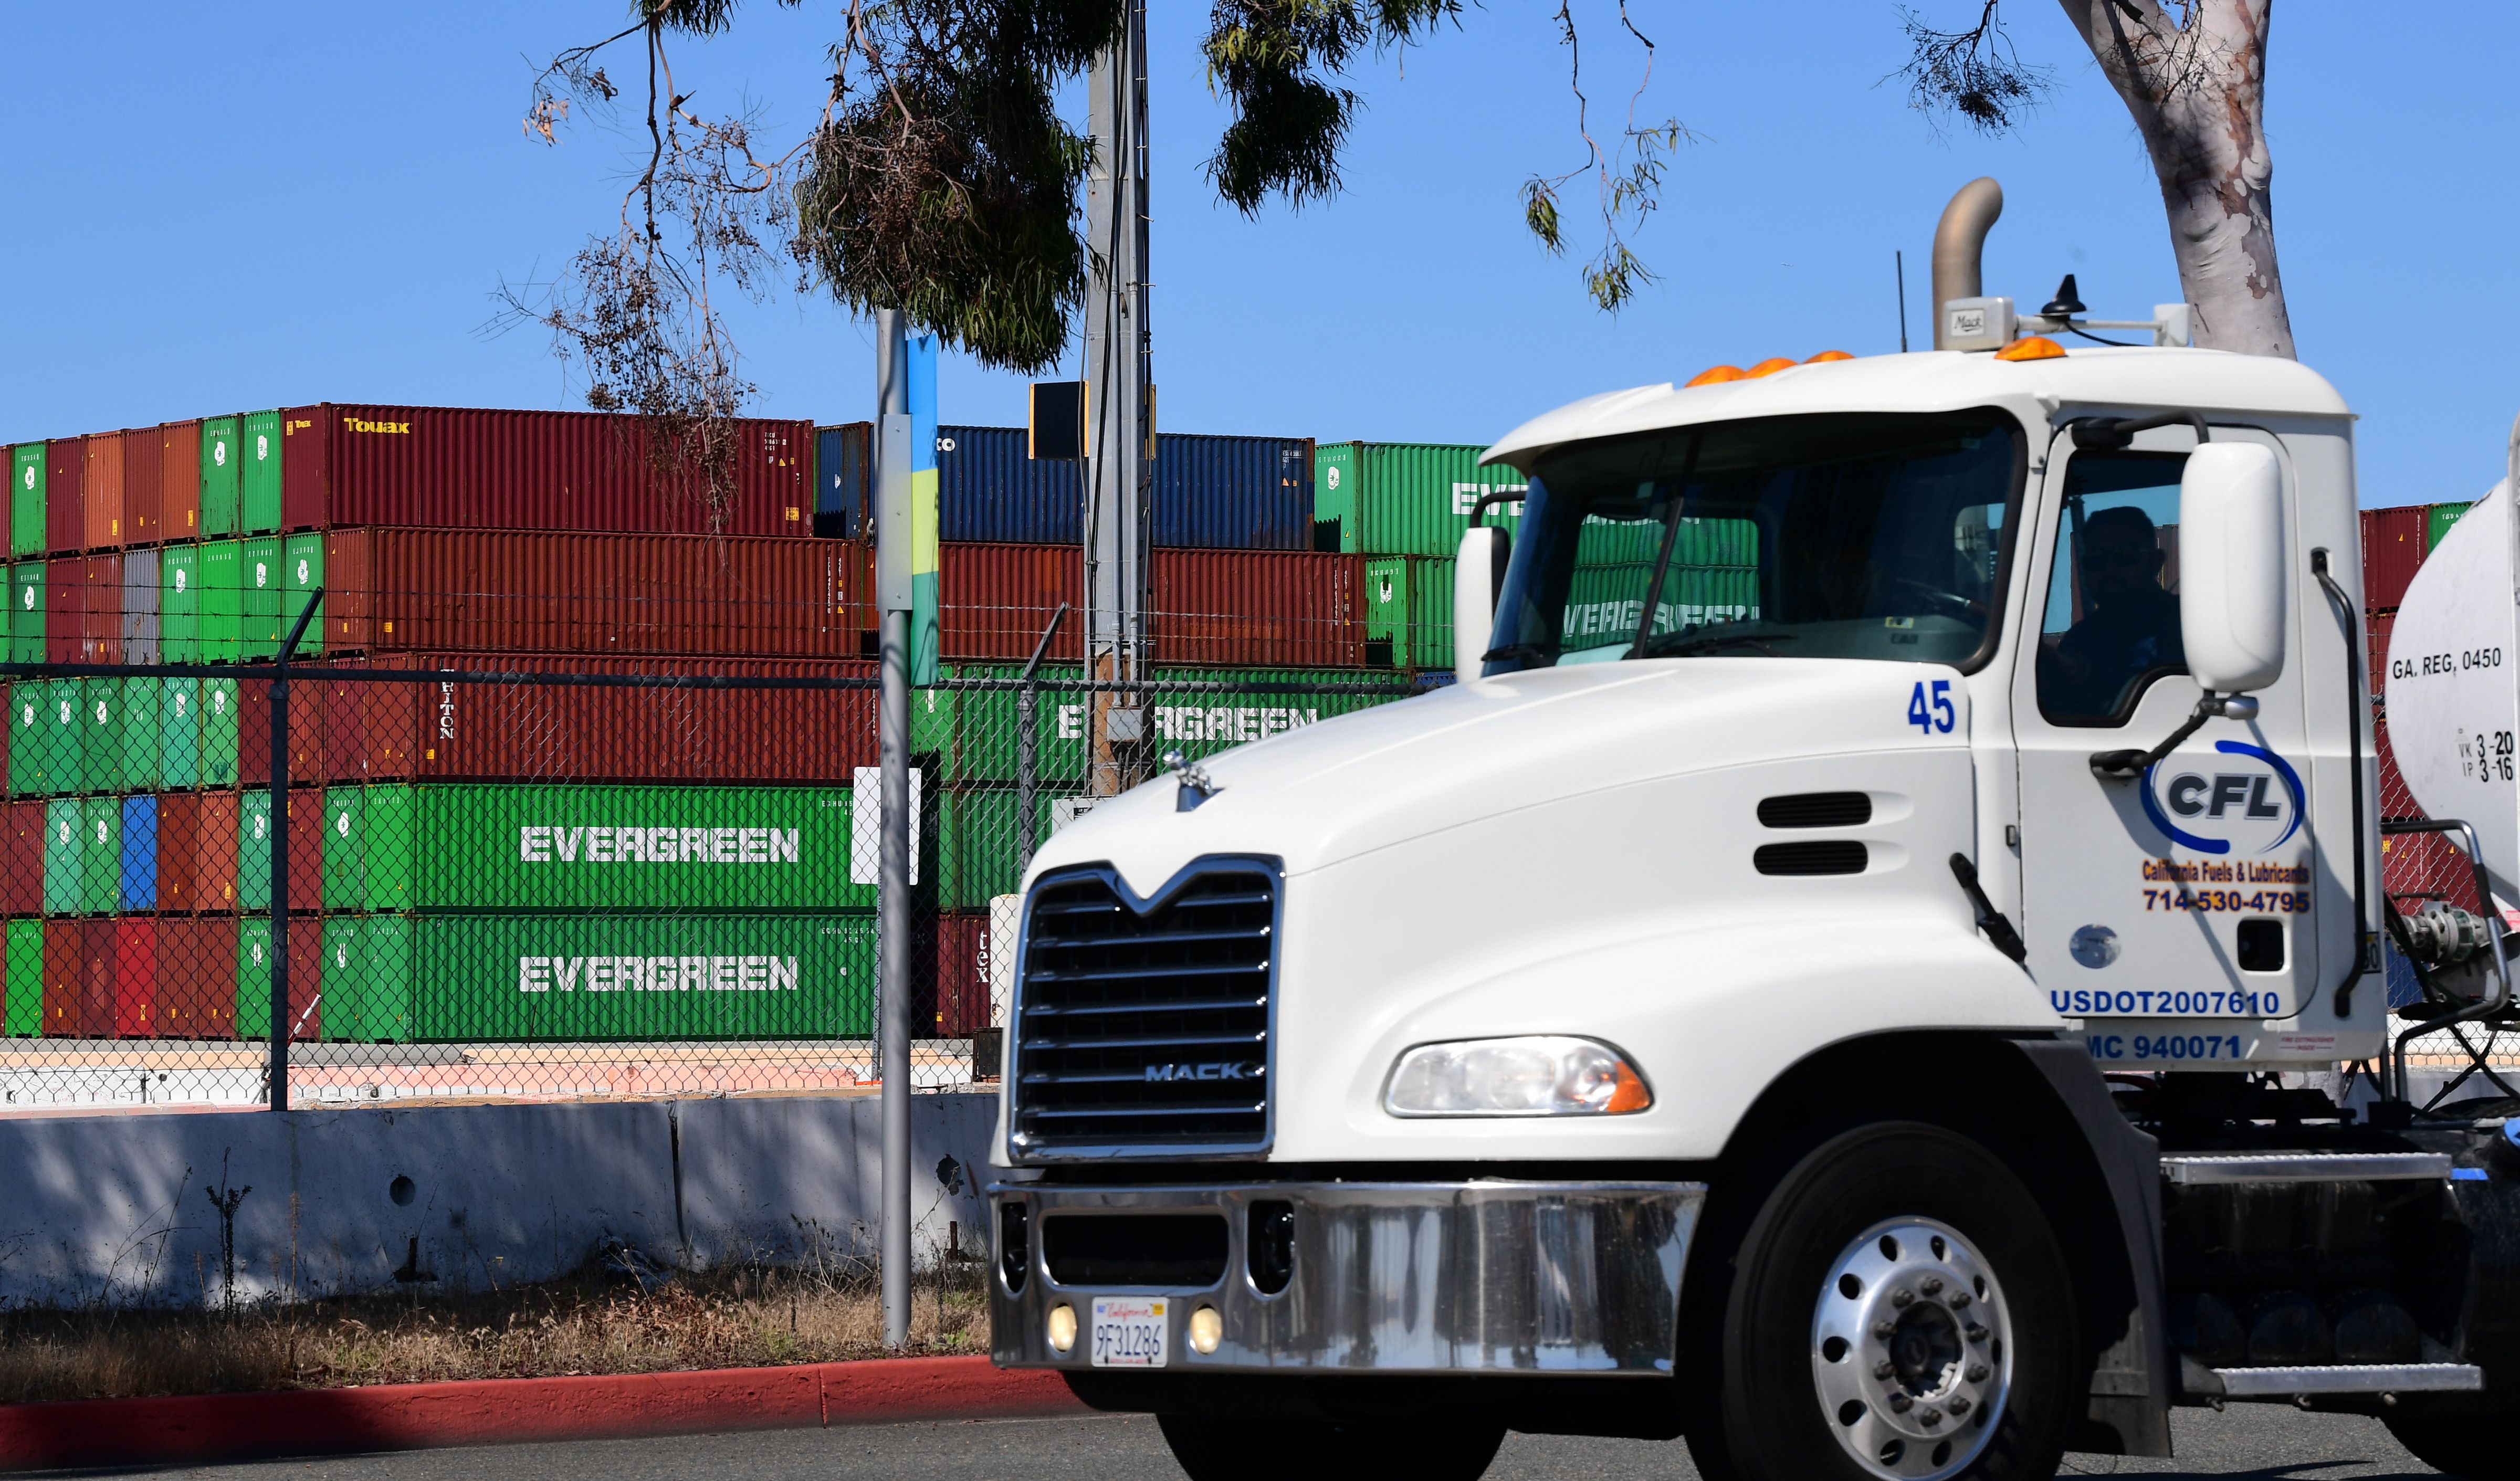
(1641, 629, 1799, 659)
(1480, 643, 1552, 666)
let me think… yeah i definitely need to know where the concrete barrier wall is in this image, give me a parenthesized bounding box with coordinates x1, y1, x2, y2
(0, 1093, 1000, 1310)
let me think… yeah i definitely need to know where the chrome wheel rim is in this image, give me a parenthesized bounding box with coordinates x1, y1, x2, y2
(1810, 1217, 2012, 1480)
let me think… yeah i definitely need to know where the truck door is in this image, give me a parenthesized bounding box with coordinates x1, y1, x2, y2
(2009, 423, 2326, 1064)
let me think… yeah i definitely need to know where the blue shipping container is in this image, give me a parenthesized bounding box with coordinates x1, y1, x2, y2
(119, 796, 157, 911)
(1154, 433, 1314, 550)
(933, 426, 1314, 550)
(814, 423, 870, 540)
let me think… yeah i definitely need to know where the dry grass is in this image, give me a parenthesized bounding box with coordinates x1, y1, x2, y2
(0, 1254, 991, 1405)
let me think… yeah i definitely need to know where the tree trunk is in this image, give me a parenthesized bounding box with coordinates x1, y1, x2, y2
(2054, 0, 2293, 359)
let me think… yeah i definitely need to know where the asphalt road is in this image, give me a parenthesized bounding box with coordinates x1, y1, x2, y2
(85, 1404, 2445, 1480)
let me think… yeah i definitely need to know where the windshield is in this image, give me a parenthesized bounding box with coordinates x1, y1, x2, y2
(1482, 410, 2023, 675)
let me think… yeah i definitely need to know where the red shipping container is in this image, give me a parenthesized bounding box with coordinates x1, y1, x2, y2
(112, 918, 157, 1037)
(82, 434, 125, 551)
(0, 799, 42, 917)
(157, 918, 238, 1039)
(281, 405, 813, 537)
(1153, 548, 1364, 668)
(938, 543, 1364, 667)
(43, 437, 83, 555)
(160, 421, 203, 542)
(2366, 610, 2394, 708)
(75, 918, 114, 1037)
(41, 919, 81, 1036)
(321, 528, 868, 658)
(939, 543, 1078, 663)
(2361, 506, 2427, 612)
(79, 555, 122, 664)
(918, 912, 999, 1037)
(42, 556, 82, 664)
(320, 652, 878, 784)
(158, 792, 245, 914)
(238, 677, 331, 788)
(286, 790, 323, 914)
(124, 427, 164, 547)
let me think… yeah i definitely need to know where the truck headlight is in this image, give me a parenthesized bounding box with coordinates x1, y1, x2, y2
(1383, 1036, 1652, 1118)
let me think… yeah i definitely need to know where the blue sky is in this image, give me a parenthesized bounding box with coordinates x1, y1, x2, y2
(3, 3, 2512, 508)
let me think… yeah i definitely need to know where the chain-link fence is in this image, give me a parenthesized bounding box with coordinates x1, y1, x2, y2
(0, 654, 1425, 1111)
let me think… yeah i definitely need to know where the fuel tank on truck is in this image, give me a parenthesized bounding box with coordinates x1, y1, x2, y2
(2384, 473, 2520, 903)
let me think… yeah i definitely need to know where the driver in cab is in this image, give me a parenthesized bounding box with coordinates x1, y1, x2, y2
(2039, 505, 2183, 723)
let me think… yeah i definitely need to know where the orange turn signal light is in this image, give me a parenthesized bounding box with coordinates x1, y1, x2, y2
(1606, 1062, 1653, 1115)
(1994, 335, 2066, 362)
(1685, 364, 1747, 387)
(1744, 357, 1800, 379)
(1805, 350, 1854, 363)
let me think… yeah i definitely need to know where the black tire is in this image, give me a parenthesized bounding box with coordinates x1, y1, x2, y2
(1155, 1412, 1505, 1481)
(1712, 1122, 2079, 1481)
(2386, 1412, 2520, 1478)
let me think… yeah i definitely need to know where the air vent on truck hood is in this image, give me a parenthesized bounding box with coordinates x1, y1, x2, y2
(1754, 841, 1870, 876)
(1758, 792, 1872, 828)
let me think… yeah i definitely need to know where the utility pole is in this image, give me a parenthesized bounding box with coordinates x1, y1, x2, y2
(1083, 0, 1152, 797)
(873, 309, 912, 1347)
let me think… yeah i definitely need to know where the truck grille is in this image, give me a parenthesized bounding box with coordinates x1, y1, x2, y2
(1010, 862, 1277, 1156)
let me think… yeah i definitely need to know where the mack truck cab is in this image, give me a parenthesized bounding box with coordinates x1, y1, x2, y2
(986, 186, 2520, 1481)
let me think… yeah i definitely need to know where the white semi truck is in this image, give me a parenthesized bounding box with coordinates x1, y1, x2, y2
(985, 184, 2520, 1481)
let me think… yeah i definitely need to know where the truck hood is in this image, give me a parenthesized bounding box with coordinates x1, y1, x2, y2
(1027, 657, 1972, 897)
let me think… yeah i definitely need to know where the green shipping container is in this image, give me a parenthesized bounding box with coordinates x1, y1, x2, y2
(10, 445, 43, 558)
(120, 678, 163, 793)
(242, 412, 283, 533)
(9, 562, 42, 665)
(198, 540, 243, 661)
(929, 787, 1064, 910)
(1559, 559, 1763, 653)
(2428, 501, 2473, 553)
(4, 919, 40, 1037)
(236, 790, 274, 912)
(409, 913, 876, 1041)
(235, 917, 272, 1038)
(161, 677, 203, 790)
(1364, 555, 1455, 670)
(41, 799, 80, 914)
(914, 664, 1413, 785)
(1314, 443, 1661, 562)
(326, 782, 862, 912)
(198, 676, 241, 787)
(76, 796, 120, 915)
(322, 914, 415, 1043)
(201, 418, 242, 539)
(160, 544, 201, 663)
(242, 537, 281, 659)
(10, 678, 76, 795)
(281, 532, 323, 649)
(78, 679, 128, 794)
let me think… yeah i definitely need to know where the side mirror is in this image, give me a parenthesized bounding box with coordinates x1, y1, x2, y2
(2178, 442, 2286, 694)
(1453, 526, 1510, 679)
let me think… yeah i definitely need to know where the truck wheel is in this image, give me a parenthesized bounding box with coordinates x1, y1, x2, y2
(1154, 1413, 1506, 1481)
(1716, 1122, 2077, 1481)
(2385, 1412, 2520, 1477)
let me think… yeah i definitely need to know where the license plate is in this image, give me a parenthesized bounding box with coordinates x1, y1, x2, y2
(1088, 1296, 1169, 1368)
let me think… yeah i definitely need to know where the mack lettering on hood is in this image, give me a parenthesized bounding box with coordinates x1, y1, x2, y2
(517, 826, 802, 864)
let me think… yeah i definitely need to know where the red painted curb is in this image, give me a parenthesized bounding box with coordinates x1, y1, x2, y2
(0, 1356, 1085, 1471)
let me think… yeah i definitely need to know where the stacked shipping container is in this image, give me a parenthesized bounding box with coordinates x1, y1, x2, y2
(0, 405, 892, 1048)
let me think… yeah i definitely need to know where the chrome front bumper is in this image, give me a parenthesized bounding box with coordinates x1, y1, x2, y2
(990, 1179, 1705, 1376)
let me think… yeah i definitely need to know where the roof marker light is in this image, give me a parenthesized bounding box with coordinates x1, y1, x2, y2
(1745, 357, 1800, 379)
(1994, 335, 2065, 362)
(1685, 365, 1746, 387)
(1805, 350, 1853, 363)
